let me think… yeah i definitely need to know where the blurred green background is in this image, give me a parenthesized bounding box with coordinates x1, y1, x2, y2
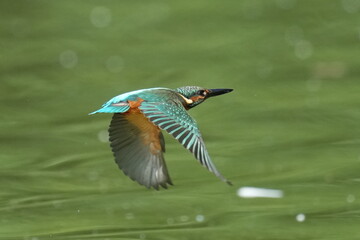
(1, 0, 360, 239)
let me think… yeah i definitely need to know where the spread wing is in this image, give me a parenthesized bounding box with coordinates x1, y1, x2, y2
(109, 110, 173, 190)
(139, 101, 231, 185)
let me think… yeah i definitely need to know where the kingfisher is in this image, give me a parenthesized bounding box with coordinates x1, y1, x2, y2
(90, 86, 233, 189)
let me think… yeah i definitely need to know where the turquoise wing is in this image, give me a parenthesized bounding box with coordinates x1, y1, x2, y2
(89, 100, 130, 115)
(89, 88, 169, 114)
(139, 101, 231, 185)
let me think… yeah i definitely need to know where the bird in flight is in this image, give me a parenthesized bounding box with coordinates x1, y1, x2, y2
(90, 86, 233, 189)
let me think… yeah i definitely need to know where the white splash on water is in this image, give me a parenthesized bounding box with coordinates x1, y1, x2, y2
(237, 187, 284, 198)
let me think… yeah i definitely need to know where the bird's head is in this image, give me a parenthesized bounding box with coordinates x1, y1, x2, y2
(175, 86, 233, 109)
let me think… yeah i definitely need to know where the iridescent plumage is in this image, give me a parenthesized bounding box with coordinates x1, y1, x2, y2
(90, 86, 233, 189)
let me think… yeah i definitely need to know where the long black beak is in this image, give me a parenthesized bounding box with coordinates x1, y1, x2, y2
(208, 88, 233, 98)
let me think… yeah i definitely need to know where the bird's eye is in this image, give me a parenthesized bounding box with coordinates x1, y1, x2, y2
(197, 90, 207, 96)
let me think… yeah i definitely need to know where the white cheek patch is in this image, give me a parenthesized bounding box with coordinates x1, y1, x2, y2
(179, 95, 194, 105)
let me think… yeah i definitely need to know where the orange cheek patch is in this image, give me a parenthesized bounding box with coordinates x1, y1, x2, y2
(190, 96, 204, 102)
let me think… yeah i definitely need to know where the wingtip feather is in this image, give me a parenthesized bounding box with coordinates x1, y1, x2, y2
(226, 180, 233, 186)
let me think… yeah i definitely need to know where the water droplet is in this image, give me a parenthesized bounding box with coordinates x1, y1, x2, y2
(98, 130, 109, 143)
(77, 209, 80, 213)
(59, 50, 78, 69)
(296, 213, 306, 222)
(275, 0, 297, 10)
(105, 56, 124, 73)
(90, 6, 112, 28)
(294, 40, 313, 60)
(195, 214, 205, 222)
(347, 194, 355, 203)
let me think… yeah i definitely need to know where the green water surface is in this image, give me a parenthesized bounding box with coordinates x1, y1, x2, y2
(1, 0, 360, 239)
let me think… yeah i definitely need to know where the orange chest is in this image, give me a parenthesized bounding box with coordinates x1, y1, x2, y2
(124, 107, 162, 154)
